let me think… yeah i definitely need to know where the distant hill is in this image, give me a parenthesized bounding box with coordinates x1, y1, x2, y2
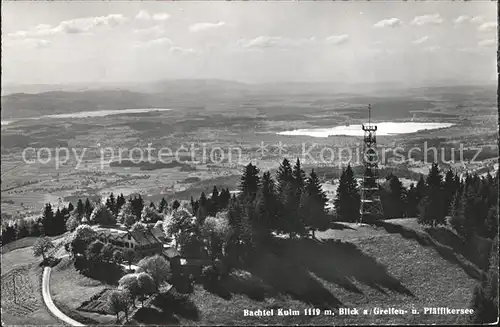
(1, 79, 256, 119)
(1, 79, 495, 120)
(1, 90, 163, 119)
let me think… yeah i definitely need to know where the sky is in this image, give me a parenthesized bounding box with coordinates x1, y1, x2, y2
(1, 1, 497, 86)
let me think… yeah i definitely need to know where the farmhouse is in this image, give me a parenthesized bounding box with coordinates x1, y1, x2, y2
(93, 226, 163, 258)
(162, 243, 213, 278)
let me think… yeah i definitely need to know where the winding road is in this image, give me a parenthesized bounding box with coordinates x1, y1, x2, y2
(41, 241, 84, 327)
(42, 267, 84, 326)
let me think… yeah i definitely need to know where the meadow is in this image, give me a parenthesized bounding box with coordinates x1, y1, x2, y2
(0, 218, 479, 326)
(118, 220, 479, 325)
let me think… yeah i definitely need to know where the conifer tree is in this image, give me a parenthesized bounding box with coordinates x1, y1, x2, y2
(276, 158, 293, 194)
(443, 170, 456, 216)
(418, 164, 446, 227)
(210, 186, 220, 215)
(449, 186, 462, 219)
(464, 171, 472, 191)
(254, 171, 278, 237)
(453, 174, 461, 196)
(405, 183, 419, 217)
(131, 195, 145, 220)
(292, 158, 306, 194)
(275, 159, 306, 236)
(450, 184, 483, 239)
(76, 199, 85, 218)
(84, 198, 94, 220)
(383, 173, 406, 218)
(199, 192, 207, 208)
(227, 196, 243, 230)
(190, 197, 199, 215)
(415, 174, 427, 204)
(301, 169, 329, 238)
(41, 203, 54, 236)
(334, 164, 360, 222)
(426, 163, 442, 189)
(280, 182, 305, 238)
(239, 163, 260, 202)
(219, 188, 231, 209)
(16, 219, 29, 239)
(450, 188, 467, 236)
(54, 207, 66, 235)
(115, 194, 126, 216)
(158, 197, 168, 213)
(225, 197, 247, 263)
(106, 193, 116, 217)
(197, 192, 209, 224)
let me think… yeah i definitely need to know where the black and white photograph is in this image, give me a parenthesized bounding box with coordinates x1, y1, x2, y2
(1, 1, 498, 326)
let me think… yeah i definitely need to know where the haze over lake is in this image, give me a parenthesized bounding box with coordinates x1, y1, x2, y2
(1, 108, 171, 126)
(278, 122, 455, 137)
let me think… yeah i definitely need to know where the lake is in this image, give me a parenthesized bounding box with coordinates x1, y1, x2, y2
(1, 108, 171, 126)
(277, 122, 454, 137)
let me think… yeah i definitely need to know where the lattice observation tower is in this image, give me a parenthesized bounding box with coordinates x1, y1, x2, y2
(359, 104, 384, 223)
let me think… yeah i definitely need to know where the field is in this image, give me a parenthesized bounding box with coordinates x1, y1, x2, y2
(1, 267, 40, 317)
(78, 288, 115, 315)
(0, 246, 61, 325)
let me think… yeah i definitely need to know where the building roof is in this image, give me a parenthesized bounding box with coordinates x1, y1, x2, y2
(150, 226, 165, 240)
(93, 226, 128, 239)
(93, 225, 162, 246)
(163, 247, 182, 259)
(130, 228, 162, 246)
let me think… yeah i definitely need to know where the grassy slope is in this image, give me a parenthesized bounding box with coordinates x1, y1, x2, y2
(171, 224, 477, 325)
(381, 218, 492, 272)
(49, 257, 116, 325)
(3, 223, 479, 325)
(1, 233, 67, 255)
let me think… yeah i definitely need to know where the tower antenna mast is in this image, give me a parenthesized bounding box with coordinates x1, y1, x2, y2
(368, 104, 371, 126)
(359, 104, 383, 224)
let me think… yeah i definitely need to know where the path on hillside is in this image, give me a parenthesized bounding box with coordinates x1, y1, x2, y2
(42, 267, 85, 326)
(42, 240, 78, 325)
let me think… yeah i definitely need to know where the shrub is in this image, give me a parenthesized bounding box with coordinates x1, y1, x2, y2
(66, 224, 98, 257)
(137, 255, 170, 290)
(66, 213, 81, 232)
(113, 249, 124, 264)
(141, 206, 162, 224)
(90, 204, 115, 225)
(202, 265, 220, 286)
